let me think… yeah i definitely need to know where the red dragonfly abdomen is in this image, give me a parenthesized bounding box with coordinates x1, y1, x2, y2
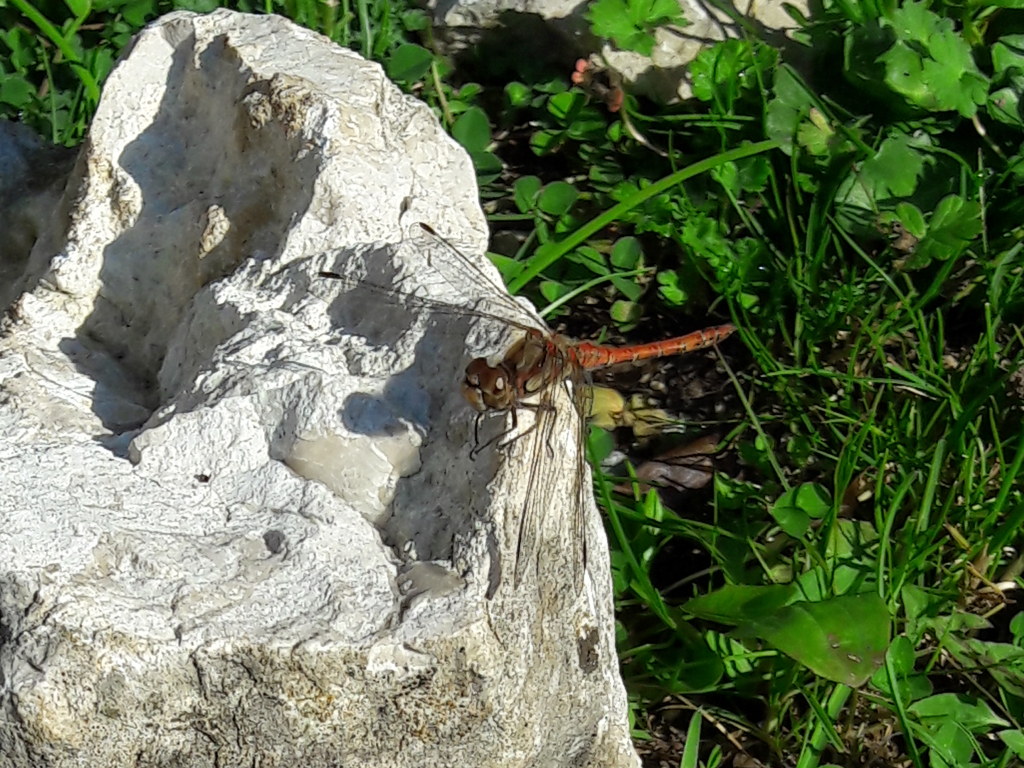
(569, 323, 736, 370)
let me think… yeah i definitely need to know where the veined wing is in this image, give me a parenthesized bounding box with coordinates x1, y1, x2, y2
(512, 362, 590, 594)
(411, 223, 547, 336)
(317, 224, 546, 339)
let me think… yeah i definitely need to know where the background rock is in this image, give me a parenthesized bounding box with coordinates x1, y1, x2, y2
(429, 0, 809, 101)
(0, 10, 637, 767)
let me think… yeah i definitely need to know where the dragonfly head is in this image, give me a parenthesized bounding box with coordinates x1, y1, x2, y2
(463, 357, 517, 412)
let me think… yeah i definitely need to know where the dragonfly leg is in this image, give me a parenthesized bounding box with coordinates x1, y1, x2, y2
(497, 401, 556, 452)
(469, 407, 521, 459)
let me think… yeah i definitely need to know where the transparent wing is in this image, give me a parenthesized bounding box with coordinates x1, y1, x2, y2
(410, 223, 546, 335)
(511, 371, 590, 594)
(511, 391, 561, 588)
(318, 224, 547, 339)
(569, 372, 593, 595)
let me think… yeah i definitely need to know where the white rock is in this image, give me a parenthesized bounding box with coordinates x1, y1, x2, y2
(0, 9, 637, 767)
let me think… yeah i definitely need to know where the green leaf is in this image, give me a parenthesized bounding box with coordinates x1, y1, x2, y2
(770, 484, 832, 537)
(386, 44, 433, 83)
(2, 28, 36, 70)
(992, 35, 1024, 75)
(469, 150, 502, 184)
(685, 584, 797, 623)
(539, 280, 571, 304)
(0, 77, 35, 108)
(537, 181, 579, 216)
(547, 90, 587, 122)
(122, 0, 156, 29)
(896, 202, 927, 238)
(452, 106, 492, 153)
(513, 175, 541, 213)
(529, 129, 563, 155)
(657, 270, 688, 305)
(765, 66, 817, 154)
(567, 245, 609, 275)
(610, 300, 641, 324)
(878, 3, 989, 116)
(871, 636, 933, 701)
(741, 594, 890, 686)
(859, 132, 928, 198)
(586, 0, 686, 56)
(909, 694, 1009, 731)
(1000, 729, 1024, 759)
(65, 0, 92, 16)
(610, 274, 643, 301)
(905, 194, 982, 269)
(610, 236, 642, 269)
(505, 81, 531, 108)
(170, 0, 219, 12)
(988, 84, 1024, 128)
(690, 39, 774, 107)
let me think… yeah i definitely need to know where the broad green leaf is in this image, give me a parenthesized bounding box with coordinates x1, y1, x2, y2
(684, 584, 797, 624)
(772, 484, 830, 535)
(879, 4, 989, 116)
(988, 84, 1024, 128)
(504, 81, 531, 108)
(999, 729, 1024, 759)
(871, 635, 933, 701)
(765, 66, 817, 154)
(170, 0, 219, 12)
(65, 0, 92, 15)
(740, 593, 890, 686)
(386, 44, 433, 83)
(400, 9, 430, 31)
(540, 280, 571, 305)
(1010, 609, 1024, 643)
(795, 483, 831, 517)
(567, 245, 609, 275)
(513, 175, 542, 213)
(992, 35, 1024, 75)
(657, 270, 688, 305)
(610, 274, 643, 301)
(564, 111, 607, 141)
(859, 132, 927, 198)
(537, 181, 579, 216)
(470, 150, 502, 184)
(490, 253, 525, 285)
(905, 195, 982, 269)
(610, 300, 641, 324)
(530, 129, 563, 155)
(0, 77, 34, 108)
(885, 1, 934, 43)
(122, 0, 155, 26)
(690, 39, 773, 106)
(770, 487, 811, 537)
(909, 694, 1008, 731)
(896, 202, 927, 238)
(452, 107, 492, 153)
(588, 0, 687, 55)
(610, 236, 642, 269)
(547, 90, 587, 122)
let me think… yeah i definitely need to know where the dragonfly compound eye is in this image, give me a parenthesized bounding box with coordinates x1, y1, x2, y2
(464, 357, 518, 411)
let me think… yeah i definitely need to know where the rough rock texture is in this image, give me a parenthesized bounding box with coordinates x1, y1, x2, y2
(430, 0, 809, 101)
(0, 10, 638, 767)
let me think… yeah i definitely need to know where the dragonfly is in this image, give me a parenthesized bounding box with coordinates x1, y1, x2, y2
(321, 223, 735, 594)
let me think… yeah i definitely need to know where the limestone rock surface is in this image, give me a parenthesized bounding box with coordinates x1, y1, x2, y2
(0, 9, 638, 767)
